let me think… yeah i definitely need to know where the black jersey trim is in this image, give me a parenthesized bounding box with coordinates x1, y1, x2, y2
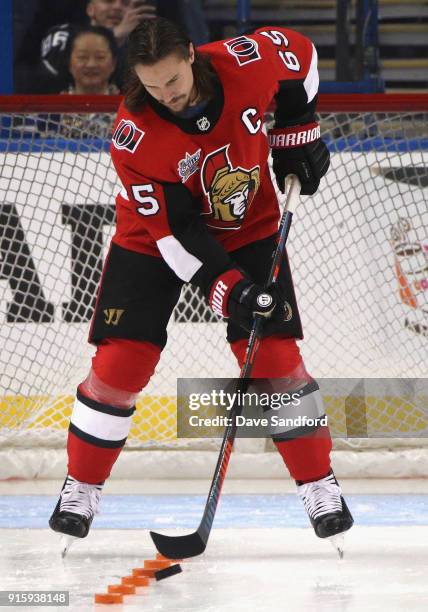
(274, 81, 317, 127)
(147, 77, 224, 135)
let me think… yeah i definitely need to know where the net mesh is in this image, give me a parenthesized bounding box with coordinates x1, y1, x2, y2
(0, 98, 427, 458)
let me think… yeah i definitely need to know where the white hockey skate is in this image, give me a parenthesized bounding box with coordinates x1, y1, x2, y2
(297, 470, 353, 558)
(49, 475, 104, 557)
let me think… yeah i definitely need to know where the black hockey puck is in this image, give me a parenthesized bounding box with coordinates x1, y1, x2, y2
(155, 564, 182, 581)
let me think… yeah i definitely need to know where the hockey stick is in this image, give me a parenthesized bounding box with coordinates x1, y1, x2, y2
(150, 175, 302, 559)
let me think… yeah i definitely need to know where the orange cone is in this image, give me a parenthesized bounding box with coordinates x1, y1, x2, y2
(122, 575, 150, 587)
(108, 584, 136, 594)
(132, 567, 156, 578)
(144, 559, 171, 570)
(94, 593, 123, 604)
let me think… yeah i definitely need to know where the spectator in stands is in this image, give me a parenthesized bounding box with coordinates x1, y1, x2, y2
(14, 1, 209, 93)
(37, 0, 157, 93)
(13, 0, 90, 93)
(87, 0, 156, 45)
(63, 26, 119, 95)
(58, 27, 119, 139)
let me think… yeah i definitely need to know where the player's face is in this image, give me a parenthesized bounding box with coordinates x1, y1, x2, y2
(134, 45, 196, 114)
(87, 0, 128, 29)
(69, 33, 116, 94)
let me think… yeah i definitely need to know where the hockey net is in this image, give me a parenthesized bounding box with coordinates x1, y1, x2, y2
(0, 94, 427, 479)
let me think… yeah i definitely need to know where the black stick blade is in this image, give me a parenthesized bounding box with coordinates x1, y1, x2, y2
(150, 530, 206, 559)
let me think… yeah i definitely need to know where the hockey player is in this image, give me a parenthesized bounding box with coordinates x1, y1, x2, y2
(49, 17, 353, 554)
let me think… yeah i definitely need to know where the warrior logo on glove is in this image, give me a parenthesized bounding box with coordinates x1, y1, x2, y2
(201, 145, 260, 229)
(257, 293, 273, 309)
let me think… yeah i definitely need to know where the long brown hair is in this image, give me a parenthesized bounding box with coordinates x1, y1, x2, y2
(124, 17, 217, 113)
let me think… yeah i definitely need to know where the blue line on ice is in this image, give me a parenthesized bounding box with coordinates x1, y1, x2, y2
(0, 494, 427, 529)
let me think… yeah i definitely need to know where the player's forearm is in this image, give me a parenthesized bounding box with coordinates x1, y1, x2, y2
(273, 34, 320, 128)
(274, 91, 318, 128)
(160, 183, 236, 292)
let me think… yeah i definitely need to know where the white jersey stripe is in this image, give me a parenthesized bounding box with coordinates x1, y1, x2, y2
(304, 44, 319, 104)
(157, 234, 203, 281)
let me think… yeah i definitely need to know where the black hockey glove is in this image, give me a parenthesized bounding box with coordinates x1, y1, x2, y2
(269, 122, 330, 196)
(228, 279, 278, 331)
(208, 269, 284, 332)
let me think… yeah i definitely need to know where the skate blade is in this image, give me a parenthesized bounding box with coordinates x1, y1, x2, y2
(328, 533, 345, 559)
(60, 535, 77, 558)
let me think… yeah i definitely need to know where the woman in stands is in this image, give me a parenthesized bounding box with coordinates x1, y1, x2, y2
(60, 26, 119, 138)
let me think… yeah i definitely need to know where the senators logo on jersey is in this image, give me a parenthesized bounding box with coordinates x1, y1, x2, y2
(112, 120, 145, 153)
(201, 145, 260, 230)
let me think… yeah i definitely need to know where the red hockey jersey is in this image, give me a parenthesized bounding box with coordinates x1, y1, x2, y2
(110, 27, 318, 289)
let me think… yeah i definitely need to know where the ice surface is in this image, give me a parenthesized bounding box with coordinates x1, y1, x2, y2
(1, 527, 428, 611)
(1, 494, 428, 528)
(1, 490, 427, 611)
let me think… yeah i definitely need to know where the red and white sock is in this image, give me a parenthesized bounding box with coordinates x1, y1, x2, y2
(231, 335, 332, 482)
(67, 390, 135, 484)
(67, 338, 161, 483)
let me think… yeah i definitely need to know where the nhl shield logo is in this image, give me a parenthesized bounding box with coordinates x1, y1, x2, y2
(196, 116, 210, 131)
